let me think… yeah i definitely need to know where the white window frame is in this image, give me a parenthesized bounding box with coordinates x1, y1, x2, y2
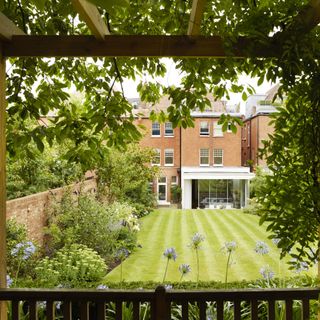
(213, 149, 223, 166)
(200, 121, 210, 136)
(157, 177, 167, 202)
(152, 149, 161, 166)
(213, 122, 223, 137)
(164, 149, 174, 166)
(199, 148, 209, 166)
(171, 176, 178, 184)
(164, 122, 174, 137)
(152, 122, 161, 136)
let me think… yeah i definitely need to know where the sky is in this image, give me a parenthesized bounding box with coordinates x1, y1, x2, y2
(122, 58, 276, 113)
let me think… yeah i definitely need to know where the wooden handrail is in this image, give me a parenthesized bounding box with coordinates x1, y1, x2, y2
(0, 287, 319, 319)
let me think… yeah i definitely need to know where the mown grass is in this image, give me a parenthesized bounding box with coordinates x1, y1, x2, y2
(106, 209, 315, 282)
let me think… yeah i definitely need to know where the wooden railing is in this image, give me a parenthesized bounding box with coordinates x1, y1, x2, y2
(0, 286, 319, 319)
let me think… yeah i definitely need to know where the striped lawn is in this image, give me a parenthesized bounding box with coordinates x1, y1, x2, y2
(106, 209, 315, 282)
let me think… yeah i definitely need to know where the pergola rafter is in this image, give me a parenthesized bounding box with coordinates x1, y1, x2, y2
(0, 12, 25, 41)
(71, 0, 110, 40)
(187, 0, 207, 35)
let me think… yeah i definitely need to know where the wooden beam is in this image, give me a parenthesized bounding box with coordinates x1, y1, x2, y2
(2, 35, 275, 58)
(0, 12, 25, 41)
(0, 44, 7, 320)
(71, 0, 109, 40)
(188, 0, 206, 35)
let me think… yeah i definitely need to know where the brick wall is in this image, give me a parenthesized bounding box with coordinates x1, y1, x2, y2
(6, 179, 97, 244)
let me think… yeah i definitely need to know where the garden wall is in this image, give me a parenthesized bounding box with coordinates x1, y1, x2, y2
(6, 178, 97, 244)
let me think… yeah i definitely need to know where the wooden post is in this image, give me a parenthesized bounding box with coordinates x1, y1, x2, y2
(153, 286, 169, 320)
(0, 43, 7, 320)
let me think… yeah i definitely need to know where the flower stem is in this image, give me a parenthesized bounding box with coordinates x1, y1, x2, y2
(225, 251, 232, 289)
(120, 261, 123, 288)
(179, 274, 183, 282)
(196, 249, 200, 284)
(162, 258, 169, 283)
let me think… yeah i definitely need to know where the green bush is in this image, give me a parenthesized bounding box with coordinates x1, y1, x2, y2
(45, 192, 139, 262)
(7, 143, 84, 200)
(35, 244, 107, 288)
(6, 219, 38, 283)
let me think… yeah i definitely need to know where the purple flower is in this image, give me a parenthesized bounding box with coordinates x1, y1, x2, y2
(190, 233, 205, 249)
(163, 248, 177, 261)
(97, 284, 108, 290)
(254, 241, 269, 255)
(179, 264, 191, 275)
(260, 265, 275, 280)
(6, 275, 13, 288)
(223, 241, 237, 253)
(272, 238, 281, 246)
(291, 259, 309, 273)
(11, 241, 36, 260)
(115, 248, 129, 261)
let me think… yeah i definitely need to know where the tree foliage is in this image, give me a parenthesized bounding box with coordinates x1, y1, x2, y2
(3, 0, 320, 263)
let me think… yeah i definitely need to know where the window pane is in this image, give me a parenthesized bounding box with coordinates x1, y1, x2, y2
(152, 122, 160, 136)
(200, 148, 209, 165)
(200, 121, 209, 135)
(171, 176, 177, 184)
(158, 176, 166, 183)
(214, 149, 223, 165)
(152, 149, 160, 165)
(214, 122, 223, 137)
(165, 122, 174, 136)
(165, 149, 174, 165)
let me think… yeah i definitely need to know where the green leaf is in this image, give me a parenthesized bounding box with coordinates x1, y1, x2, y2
(241, 91, 247, 101)
(31, 0, 46, 10)
(86, 0, 129, 12)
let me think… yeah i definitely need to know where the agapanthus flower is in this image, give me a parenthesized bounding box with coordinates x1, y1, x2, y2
(254, 241, 269, 255)
(272, 238, 281, 246)
(260, 265, 275, 280)
(190, 233, 205, 249)
(223, 241, 237, 253)
(179, 264, 191, 275)
(163, 247, 177, 261)
(11, 241, 36, 260)
(291, 259, 309, 273)
(164, 284, 173, 290)
(115, 248, 129, 261)
(6, 275, 13, 288)
(96, 284, 108, 290)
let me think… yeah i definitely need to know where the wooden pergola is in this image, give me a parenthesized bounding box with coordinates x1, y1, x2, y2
(1, 0, 320, 318)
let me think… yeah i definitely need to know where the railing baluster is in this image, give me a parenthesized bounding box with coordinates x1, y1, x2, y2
(11, 300, 19, 320)
(29, 300, 38, 320)
(46, 301, 55, 320)
(80, 301, 89, 320)
(133, 301, 140, 320)
(63, 301, 72, 320)
(115, 301, 122, 320)
(285, 299, 293, 320)
(97, 301, 106, 320)
(234, 300, 241, 320)
(268, 300, 275, 320)
(181, 301, 188, 320)
(216, 300, 223, 320)
(251, 300, 258, 320)
(302, 299, 309, 320)
(198, 301, 206, 320)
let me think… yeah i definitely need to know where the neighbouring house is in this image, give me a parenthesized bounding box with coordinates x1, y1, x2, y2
(241, 84, 280, 168)
(133, 95, 255, 209)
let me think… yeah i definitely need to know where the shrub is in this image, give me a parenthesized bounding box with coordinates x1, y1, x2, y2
(35, 244, 107, 288)
(6, 220, 38, 282)
(45, 192, 139, 263)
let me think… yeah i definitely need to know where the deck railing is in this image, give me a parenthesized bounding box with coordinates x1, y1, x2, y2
(0, 286, 319, 319)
